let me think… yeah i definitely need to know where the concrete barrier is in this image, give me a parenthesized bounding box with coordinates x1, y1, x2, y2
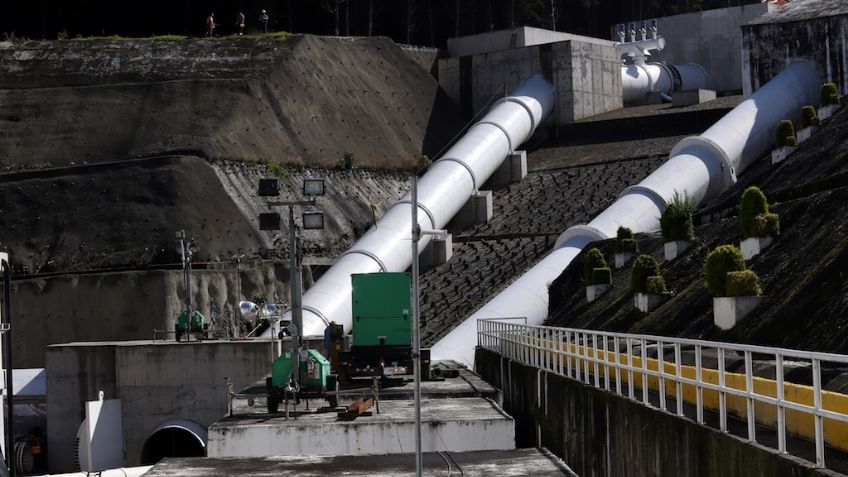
(476, 347, 836, 477)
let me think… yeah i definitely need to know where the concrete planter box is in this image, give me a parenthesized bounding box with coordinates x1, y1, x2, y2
(797, 125, 817, 143)
(586, 284, 612, 303)
(664, 240, 693, 261)
(771, 145, 796, 165)
(714, 296, 763, 330)
(634, 292, 667, 313)
(614, 252, 635, 269)
(740, 235, 773, 260)
(820, 104, 842, 121)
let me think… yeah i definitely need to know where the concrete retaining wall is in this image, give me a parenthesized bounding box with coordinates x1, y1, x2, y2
(475, 347, 837, 477)
(438, 38, 621, 125)
(46, 340, 275, 472)
(642, 5, 769, 93)
(743, 13, 848, 97)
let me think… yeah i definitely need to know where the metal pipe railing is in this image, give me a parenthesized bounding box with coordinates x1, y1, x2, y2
(477, 319, 848, 469)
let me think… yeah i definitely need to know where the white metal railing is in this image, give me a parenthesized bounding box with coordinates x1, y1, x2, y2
(477, 319, 848, 469)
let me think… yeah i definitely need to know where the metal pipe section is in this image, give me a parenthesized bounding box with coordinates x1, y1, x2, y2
(622, 62, 707, 103)
(265, 74, 555, 338)
(433, 61, 822, 366)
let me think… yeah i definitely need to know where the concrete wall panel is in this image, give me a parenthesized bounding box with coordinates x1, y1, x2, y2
(743, 14, 848, 97)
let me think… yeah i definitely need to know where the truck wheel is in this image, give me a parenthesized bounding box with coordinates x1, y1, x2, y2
(267, 394, 279, 414)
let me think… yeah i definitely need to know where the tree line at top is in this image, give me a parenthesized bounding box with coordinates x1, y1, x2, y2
(5, 0, 757, 47)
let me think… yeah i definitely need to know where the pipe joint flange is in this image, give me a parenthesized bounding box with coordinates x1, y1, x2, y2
(496, 96, 537, 132)
(670, 135, 736, 200)
(619, 184, 668, 210)
(477, 120, 514, 153)
(554, 224, 611, 249)
(437, 157, 478, 191)
(393, 199, 437, 229)
(338, 249, 388, 273)
(302, 305, 331, 327)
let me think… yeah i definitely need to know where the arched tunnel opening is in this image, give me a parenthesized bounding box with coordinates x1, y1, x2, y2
(140, 425, 206, 465)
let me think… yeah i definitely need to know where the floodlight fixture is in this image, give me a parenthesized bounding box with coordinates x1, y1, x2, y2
(303, 178, 325, 197)
(302, 212, 325, 230)
(258, 178, 281, 197)
(259, 212, 282, 230)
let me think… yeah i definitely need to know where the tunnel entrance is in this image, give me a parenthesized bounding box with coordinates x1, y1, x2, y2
(140, 421, 206, 465)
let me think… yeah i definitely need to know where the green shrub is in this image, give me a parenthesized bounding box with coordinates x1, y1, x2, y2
(703, 245, 746, 296)
(57, 29, 68, 41)
(821, 83, 840, 107)
(646, 275, 668, 294)
(631, 254, 661, 293)
(726, 270, 762, 297)
(776, 120, 796, 147)
(659, 192, 695, 242)
(801, 105, 820, 128)
(616, 227, 638, 253)
(418, 155, 432, 172)
(340, 151, 355, 170)
(591, 267, 612, 286)
(752, 212, 780, 237)
(739, 187, 780, 238)
(583, 248, 608, 284)
(265, 161, 288, 179)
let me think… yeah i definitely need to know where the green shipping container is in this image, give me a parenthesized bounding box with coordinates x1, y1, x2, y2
(351, 272, 411, 347)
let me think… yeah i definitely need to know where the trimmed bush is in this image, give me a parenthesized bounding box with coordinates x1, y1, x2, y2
(646, 275, 668, 295)
(583, 248, 608, 284)
(726, 270, 762, 297)
(801, 105, 820, 128)
(591, 267, 612, 286)
(821, 83, 840, 107)
(703, 245, 746, 296)
(739, 187, 780, 238)
(631, 254, 661, 293)
(616, 226, 638, 253)
(776, 120, 797, 147)
(660, 191, 695, 242)
(752, 212, 780, 237)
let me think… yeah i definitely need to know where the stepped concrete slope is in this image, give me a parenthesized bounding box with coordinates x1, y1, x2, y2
(548, 104, 848, 354)
(0, 35, 464, 170)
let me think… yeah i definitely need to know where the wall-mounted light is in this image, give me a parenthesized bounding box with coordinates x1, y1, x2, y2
(302, 212, 325, 230)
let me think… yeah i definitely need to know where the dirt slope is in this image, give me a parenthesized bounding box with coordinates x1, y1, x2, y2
(0, 35, 464, 171)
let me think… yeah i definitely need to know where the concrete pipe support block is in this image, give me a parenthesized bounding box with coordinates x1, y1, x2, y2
(713, 296, 763, 330)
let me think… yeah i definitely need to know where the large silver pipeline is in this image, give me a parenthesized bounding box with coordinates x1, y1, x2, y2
(432, 61, 822, 366)
(266, 74, 556, 338)
(622, 62, 708, 103)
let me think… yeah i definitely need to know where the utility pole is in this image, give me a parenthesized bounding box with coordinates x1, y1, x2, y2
(410, 177, 447, 477)
(0, 252, 13, 477)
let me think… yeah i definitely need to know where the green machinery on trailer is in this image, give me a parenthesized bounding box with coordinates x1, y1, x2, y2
(266, 349, 339, 413)
(175, 310, 209, 342)
(340, 272, 430, 378)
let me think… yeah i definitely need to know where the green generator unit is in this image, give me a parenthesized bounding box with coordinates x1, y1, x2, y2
(343, 272, 429, 378)
(266, 349, 338, 413)
(175, 310, 209, 341)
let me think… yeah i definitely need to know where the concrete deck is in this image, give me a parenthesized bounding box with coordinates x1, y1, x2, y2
(145, 448, 575, 476)
(208, 397, 515, 458)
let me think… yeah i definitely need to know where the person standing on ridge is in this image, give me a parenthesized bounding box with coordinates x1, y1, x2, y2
(205, 13, 216, 37)
(259, 9, 270, 33)
(236, 11, 246, 36)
